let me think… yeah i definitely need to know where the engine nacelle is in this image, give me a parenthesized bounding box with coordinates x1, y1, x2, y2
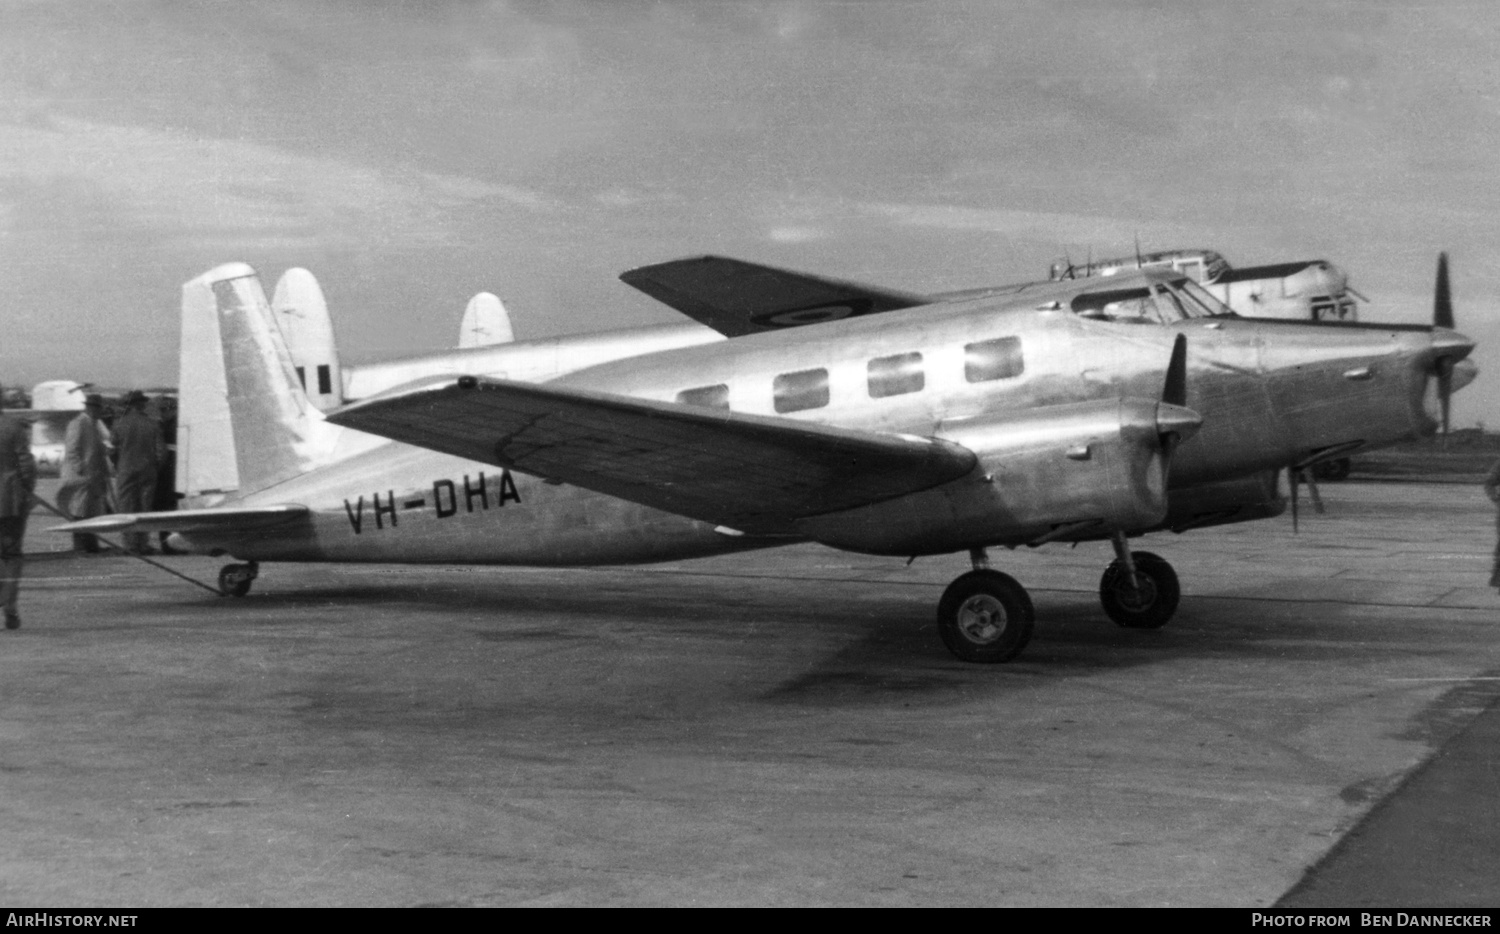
(796, 398, 1198, 556)
(1156, 470, 1285, 533)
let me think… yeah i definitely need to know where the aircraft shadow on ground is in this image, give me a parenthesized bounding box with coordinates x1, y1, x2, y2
(111, 570, 1425, 705)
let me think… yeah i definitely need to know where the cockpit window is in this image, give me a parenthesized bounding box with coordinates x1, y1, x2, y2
(1072, 279, 1234, 323)
(1071, 286, 1168, 323)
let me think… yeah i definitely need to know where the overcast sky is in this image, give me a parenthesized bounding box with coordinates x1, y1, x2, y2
(3, 0, 1499, 424)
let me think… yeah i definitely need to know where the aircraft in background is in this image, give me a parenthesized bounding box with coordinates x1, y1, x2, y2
(1048, 248, 1363, 323)
(14, 380, 88, 476)
(56, 253, 1477, 664)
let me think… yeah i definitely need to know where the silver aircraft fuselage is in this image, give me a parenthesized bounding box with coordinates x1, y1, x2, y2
(178, 272, 1468, 566)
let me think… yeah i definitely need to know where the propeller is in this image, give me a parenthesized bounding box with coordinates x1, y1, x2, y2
(1154, 334, 1199, 457)
(1433, 252, 1455, 441)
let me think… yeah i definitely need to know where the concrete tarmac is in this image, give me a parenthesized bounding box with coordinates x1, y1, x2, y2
(1, 481, 1497, 907)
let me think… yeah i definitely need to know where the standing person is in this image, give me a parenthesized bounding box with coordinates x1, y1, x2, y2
(0, 389, 37, 629)
(56, 393, 111, 554)
(150, 394, 178, 553)
(112, 391, 160, 555)
(1486, 458, 1500, 590)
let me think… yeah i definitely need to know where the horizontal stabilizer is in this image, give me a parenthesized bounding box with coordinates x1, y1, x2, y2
(619, 255, 929, 337)
(328, 376, 976, 533)
(49, 504, 309, 534)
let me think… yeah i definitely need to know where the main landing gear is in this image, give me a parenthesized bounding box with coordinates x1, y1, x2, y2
(935, 536, 1182, 663)
(1098, 533, 1180, 629)
(218, 561, 259, 598)
(936, 549, 1035, 663)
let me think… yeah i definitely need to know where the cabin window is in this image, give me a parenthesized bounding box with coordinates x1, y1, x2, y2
(676, 384, 730, 410)
(773, 368, 830, 413)
(867, 352, 925, 398)
(964, 337, 1024, 383)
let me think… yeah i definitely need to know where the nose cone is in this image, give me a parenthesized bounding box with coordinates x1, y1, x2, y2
(1155, 402, 1203, 443)
(1451, 357, 1480, 394)
(1430, 326, 1477, 363)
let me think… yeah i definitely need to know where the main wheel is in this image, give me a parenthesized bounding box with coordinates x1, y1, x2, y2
(1312, 457, 1352, 482)
(1099, 551, 1179, 629)
(936, 569, 1035, 663)
(218, 563, 255, 598)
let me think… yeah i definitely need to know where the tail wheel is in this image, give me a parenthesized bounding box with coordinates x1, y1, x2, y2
(936, 569, 1035, 663)
(218, 563, 256, 598)
(1099, 551, 1179, 629)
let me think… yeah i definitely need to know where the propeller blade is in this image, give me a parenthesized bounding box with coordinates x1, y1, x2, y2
(1290, 467, 1299, 534)
(1304, 468, 1326, 515)
(1434, 252, 1454, 330)
(1439, 362, 1453, 439)
(1162, 334, 1188, 409)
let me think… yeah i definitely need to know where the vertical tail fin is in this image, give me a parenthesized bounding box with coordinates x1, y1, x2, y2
(178, 264, 319, 502)
(271, 268, 344, 411)
(458, 292, 514, 348)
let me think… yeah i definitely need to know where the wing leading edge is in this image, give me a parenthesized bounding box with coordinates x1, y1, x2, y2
(328, 376, 976, 534)
(619, 255, 930, 337)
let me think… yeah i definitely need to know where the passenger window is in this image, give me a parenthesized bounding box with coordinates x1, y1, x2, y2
(867, 352, 924, 398)
(773, 368, 830, 413)
(964, 337, 1024, 383)
(676, 384, 730, 410)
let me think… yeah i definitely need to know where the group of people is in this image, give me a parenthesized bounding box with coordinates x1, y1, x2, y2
(55, 390, 166, 556)
(0, 389, 174, 631)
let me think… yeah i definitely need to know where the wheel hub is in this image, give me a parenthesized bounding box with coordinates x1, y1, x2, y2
(956, 594, 1009, 644)
(1114, 574, 1158, 612)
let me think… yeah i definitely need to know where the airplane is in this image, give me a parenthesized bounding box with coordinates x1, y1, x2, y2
(13, 380, 89, 476)
(458, 292, 514, 349)
(1048, 248, 1363, 323)
(54, 253, 1477, 664)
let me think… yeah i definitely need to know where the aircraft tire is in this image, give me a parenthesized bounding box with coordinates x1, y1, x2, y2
(218, 563, 254, 598)
(1099, 551, 1179, 629)
(1311, 458, 1352, 482)
(936, 569, 1035, 664)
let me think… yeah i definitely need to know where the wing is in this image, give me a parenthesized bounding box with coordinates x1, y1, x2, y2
(49, 505, 309, 534)
(327, 377, 976, 534)
(619, 255, 930, 337)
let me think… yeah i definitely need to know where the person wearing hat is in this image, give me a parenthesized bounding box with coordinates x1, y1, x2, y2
(57, 392, 111, 553)
(0, 387, 37, 629)
(111, 390, 162, 554)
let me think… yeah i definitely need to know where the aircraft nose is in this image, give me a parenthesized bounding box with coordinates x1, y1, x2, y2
(1450, 356, 1480, 393)
(1429, 326, 1476, 363)
(1155, 402, 1203, 443)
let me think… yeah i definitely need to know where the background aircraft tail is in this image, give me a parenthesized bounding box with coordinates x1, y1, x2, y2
(271, 268, 344, 411)
(178, 264, 321, 504)
(458, 292, 514, 348)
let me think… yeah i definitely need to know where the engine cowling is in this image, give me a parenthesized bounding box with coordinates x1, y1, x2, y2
(795, 398, 1199, 556)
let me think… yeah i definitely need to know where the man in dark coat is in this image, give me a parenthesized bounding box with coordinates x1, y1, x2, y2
(112, 390, 161, 555)
(0, 391, 38, 628)
(57, 393, 110, 553)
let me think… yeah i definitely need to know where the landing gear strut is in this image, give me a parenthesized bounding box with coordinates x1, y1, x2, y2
(1099, 532, 1179, 629)
(218, 561, 259, 598)
(935, 548, 1035, 663)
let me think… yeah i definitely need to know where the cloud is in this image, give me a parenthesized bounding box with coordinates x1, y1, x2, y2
(0, 112, 552, 254)
(853, 200, 1227, 247)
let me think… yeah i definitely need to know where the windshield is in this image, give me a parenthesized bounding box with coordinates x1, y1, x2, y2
(1170, 278, 1236, 318)
(1071, 278, 1234, 323)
